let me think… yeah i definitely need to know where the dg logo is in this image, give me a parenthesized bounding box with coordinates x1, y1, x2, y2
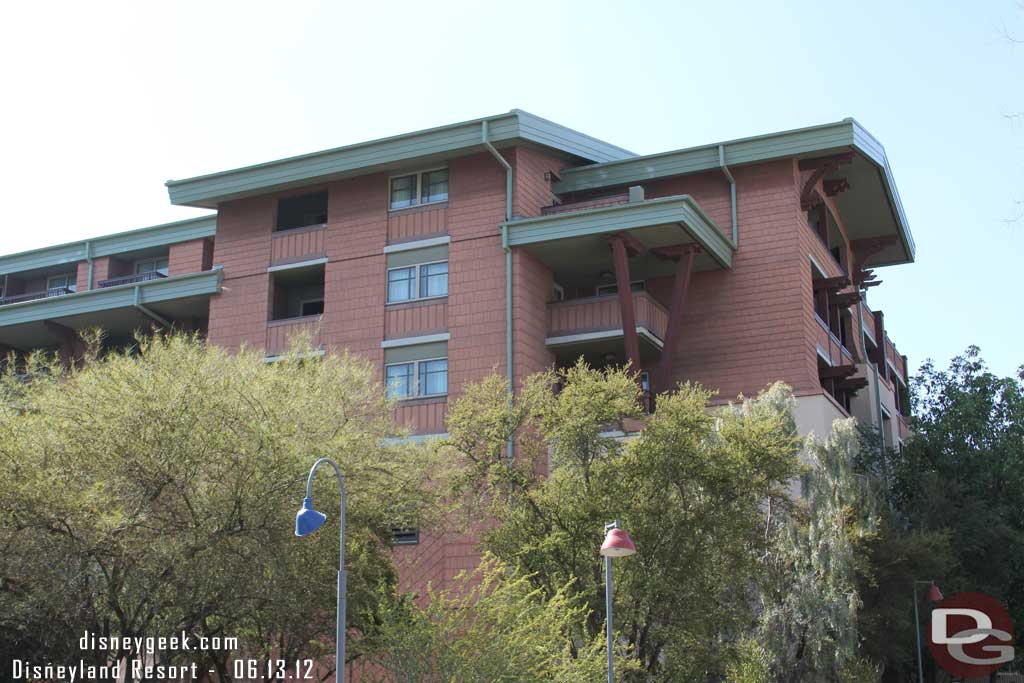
(928, 591, 1015, 678)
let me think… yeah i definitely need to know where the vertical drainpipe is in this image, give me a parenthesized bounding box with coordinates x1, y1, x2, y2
(85, 240, 94, 290)
(482, 120, 515, 466)
(718, 144, 738, 247)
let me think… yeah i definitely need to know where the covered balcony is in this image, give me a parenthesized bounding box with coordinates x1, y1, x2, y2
(0, 269, 222, 362)
(546, 291, 668, 360)
(505, 192, 733, 393)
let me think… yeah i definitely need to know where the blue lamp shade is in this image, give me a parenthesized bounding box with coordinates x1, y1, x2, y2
(295, 497, 328, 537)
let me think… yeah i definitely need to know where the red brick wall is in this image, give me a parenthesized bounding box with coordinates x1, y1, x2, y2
(168, 238, 213, 277)
(207, 196, 274, 351)
(640, 161, 819, 400)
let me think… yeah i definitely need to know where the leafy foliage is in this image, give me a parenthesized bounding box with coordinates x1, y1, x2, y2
(442, 360, 803, 680)
(0, 333, 435, 679)
(365, 554, 628, 682)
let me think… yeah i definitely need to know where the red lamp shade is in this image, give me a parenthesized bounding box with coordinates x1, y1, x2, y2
(926, 584, 944, 602)
(600, 528, 637, 558)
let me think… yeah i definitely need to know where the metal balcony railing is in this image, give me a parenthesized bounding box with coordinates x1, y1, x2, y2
(0, 286, 73, 306)
(97, 271, 167, 288)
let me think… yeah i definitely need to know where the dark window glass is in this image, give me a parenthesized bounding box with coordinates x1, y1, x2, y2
(277, 192, 328, 231)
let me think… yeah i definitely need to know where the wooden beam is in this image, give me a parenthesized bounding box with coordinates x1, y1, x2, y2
(818, 364, 858, 380)
(812, 275, 850, 292)
(655, 246, 698, 393)
(608, 236, 641, 373)
(830, 291, 861, 307)
(799, 152, 854, 211)
(604, 231, 647, 258)
(823, 178, 850, 196)
(651, 243, 701, 260)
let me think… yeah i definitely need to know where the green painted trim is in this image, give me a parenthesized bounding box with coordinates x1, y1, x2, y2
(503, 195, 734, 269)
(0, 268, 222, 327)
(0, 215, 217, 277)
(166, 110, 635, 208)
(553, 118, 915, 264)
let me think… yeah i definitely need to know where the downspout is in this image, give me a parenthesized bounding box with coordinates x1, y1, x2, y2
(718, 144, 738, 247)
(482, 120, 515, 466)
(134, 285, 171, 328)
(85, 240, 94, 290)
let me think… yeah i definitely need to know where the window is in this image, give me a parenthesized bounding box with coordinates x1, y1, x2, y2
(135, 257, 169, 276)
(386, 261, 448, 303)
(276, 191, 328, 231)
(386, 363, 415, 399)
(419, 358, 447, 396)
(596, 280, 645, 296)
(389, 168, 448, 210)
(46, 273, 76, 293)
(391, 527, 420, 545)
(300, 298, 324, 316)
(385, 358, 447, 400)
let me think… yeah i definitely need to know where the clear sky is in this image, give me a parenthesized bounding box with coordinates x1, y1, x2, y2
(0, 0, 1020, 377)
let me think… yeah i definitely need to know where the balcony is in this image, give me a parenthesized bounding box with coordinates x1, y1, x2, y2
(266, 315, 322, 357)
(0, 286, 73, 307)
(547, 292, 668, 353)
(270, 224, 327, 267)
(0, 269, 222, 350)
(815, 314, 855, 368)
(98, 271, 167, 288)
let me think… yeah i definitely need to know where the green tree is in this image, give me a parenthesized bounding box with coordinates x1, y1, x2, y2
(365, 554, 627, 682)
(0, 333, 435, 680)
(872, 347, 1024, 670)
(442, 361, 803, 680)
(755, 419, 881, 683)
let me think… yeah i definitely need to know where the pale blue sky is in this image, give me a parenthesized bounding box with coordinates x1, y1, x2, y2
(0, 0, 1020, 376)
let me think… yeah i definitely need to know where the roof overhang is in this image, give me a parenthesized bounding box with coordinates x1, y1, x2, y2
(0, 215, 216, 277)
(504, 195, 733, 283)
(0, 269, 222, 349)
(552, 118, 915, 267)
(166, 109, 636, 209)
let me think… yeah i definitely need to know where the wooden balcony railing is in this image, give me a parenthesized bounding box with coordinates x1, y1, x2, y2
(0, 286, 73, 306)
(884, 334, 907, 383)
(815, 314, 855, 367)
(860, 302, 877, 340)
(98, 271, 167, 288)
(271, 224, 327, 265)
(266, 316, 322, 356)
(547, 292, 668, 344)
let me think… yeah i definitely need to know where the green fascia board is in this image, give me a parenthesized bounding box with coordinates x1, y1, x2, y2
(0, 215, 217, 277)
(0, 268, 222, 327)
(504, 195, 733, 268)
(553, 118, 915, 262)
(165, 110, 635, 208)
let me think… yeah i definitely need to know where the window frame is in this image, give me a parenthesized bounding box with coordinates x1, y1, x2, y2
(384, 356, 448, 400)
(134, 257, 169, 276)
(46, 272, 77, 292)
(388, 167, 449, 211)
(385, 259, 448, 304)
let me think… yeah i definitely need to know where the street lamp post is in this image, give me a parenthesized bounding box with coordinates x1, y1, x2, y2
(600, 520, 637, 683)
(913, 580, 944, 683)
(295, 458, 348, 683)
